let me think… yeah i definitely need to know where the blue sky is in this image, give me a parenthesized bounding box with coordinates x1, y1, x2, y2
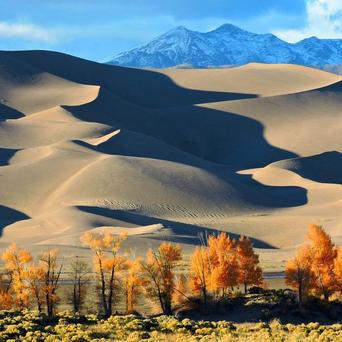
(0, 0, 341, 61)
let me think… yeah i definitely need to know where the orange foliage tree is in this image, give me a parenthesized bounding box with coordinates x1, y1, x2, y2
(236, 236, 263, 294)
(307, 224, 337, 300)
(189, 247, 210, 307)
(81, 231, 127, 317)
(285, 245, 313, 307)
(141, 242, 182, 315)
(0, 272, 13, 310)
(1, 243, 32, 309)
(124, 258, 145, 314)
(207, 233, 239, 298)
(26, 264, 45, 313)
(334, 247, 342, 294)
(173, 273, 188, 308)
(190, 232, 263, 306)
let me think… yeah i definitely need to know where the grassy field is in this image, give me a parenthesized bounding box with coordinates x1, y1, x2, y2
(0, 309, 341, 341)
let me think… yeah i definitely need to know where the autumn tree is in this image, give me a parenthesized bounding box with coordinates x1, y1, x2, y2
(67, 256, 91, 313)
(0, 290, 13, 310)
(124, 258, 145, 314)
(1, 243, 32, 309)
(26, 264, 45, 313)
(81, 231, 127, 317)
(141, 242, 182, 315)
(189, 247, 210, 307)
(173, 273, 189, 308)
(236, 236, 263, 294)
(207, 233, 239, 298)
(39, 249, 63, 318)
(334, 247, 342, 294)
(0, 272, 13, 310)
(307, 224, 337, 300)
(285, 245, 313, 307)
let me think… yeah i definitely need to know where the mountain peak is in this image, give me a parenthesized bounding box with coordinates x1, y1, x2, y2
(174, 25, 188, 31)
(211, 23, 246, 34)
(299, 36, 320, 43)
(162, 25, 191, 36)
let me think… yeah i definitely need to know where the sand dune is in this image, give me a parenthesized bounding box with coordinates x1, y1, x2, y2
(161, 63, 341, 97)
(0, 50, 341, 266)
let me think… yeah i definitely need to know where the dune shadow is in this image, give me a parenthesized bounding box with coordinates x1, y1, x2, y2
(234, 173, 307, 208)
(274, 151, 342, 185)
(8, 50, 300, 169)
(66, 86, 308, 209)
(0, 205, 30, 236)
(157, 104, 298, 170)
(76, 205, 276, 249)
(0, 148, 20, 166)
(7, 50, 257, 108)
(0, 103, 24, 120)
(64, 72, 307, 209)
(64, 86, 298, 171)
(311, 79, 342, 93)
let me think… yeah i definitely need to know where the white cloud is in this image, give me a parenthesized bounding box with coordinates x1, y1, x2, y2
(273, 0, 342, 42)
(0, 21, 59, 43)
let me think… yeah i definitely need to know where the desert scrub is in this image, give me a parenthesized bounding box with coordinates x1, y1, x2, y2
(0, 310, 340, 341)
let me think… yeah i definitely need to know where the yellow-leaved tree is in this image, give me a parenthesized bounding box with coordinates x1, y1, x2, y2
(285, 245, 313, 307)
(141, 242, 182, 315)
(307, 224, 337, 301)
(81, 231, 127, 317)
(189, 247, 210, 307)
(0, 272, 13, 310)
(236, 236, 263, 294)
(207, 233, 239, 298)
(173, 273, 189, 308)
(26, 264, 45, 313)
(334, 247, 342, 294)
(1, 243, 32, 309)
(124, 258, 145, 314)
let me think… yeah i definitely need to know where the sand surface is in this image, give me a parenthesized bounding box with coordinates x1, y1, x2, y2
(0, 51, 341, 270)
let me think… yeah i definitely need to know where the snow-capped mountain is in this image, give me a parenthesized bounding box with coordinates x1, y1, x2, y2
(107, 23, 342, 68)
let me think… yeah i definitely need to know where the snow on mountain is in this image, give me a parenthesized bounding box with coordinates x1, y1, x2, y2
(107, 23, 342, 69)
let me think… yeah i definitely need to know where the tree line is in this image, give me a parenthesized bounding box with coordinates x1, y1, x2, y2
(0, 224, 340, 318)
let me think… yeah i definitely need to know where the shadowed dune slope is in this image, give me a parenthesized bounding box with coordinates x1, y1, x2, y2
(270, 151, 342, 185)
(0, 49, 341, 253)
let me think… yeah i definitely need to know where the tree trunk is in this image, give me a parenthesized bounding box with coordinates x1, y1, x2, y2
(202, 286, 208, 313)
(77, 278, 82, 312)
(35, 290, 42, 314)
(298, 281, 303, 309)
(157, 288, 165, 314)
(107, 267, 115, 317)
(37, 301, 42, 314)
(164, 293, 172, 315)
(98, 258, 108, 317)
(73, 284, 77, 312)
(125, 282, 129, 314)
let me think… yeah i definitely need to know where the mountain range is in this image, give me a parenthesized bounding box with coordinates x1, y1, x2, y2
(107, 23, 342, 69)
